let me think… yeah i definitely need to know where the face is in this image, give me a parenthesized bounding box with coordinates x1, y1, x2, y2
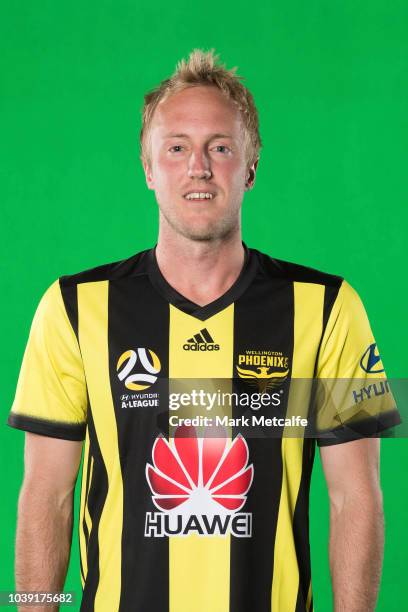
(143, 85, 258, 242)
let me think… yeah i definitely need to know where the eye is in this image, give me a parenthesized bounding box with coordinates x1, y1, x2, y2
(213, 145, 231, 153)
(169, 145, 184, 152)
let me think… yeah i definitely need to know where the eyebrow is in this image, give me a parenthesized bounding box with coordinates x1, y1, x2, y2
(163, 132, 233, 140)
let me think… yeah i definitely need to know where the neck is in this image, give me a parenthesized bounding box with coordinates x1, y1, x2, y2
(155, 225, 245, 307)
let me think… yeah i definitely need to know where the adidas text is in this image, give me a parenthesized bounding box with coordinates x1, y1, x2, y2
(183, 343, 220, 351)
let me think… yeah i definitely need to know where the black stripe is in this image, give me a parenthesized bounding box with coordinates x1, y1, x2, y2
(193, 332, 204, 343)
(82, 516, 89, 554)
(229, 275, 294, 611)
(108, 275, 170, 612)
(80, 408, 108, 611)
(7, 413, 86, 441)
(312, 282, 342, 379)
(294, 440, 315, 612)
(201, 328, 214, 343)
(79, 555, 85, 586)
(322, 282, 342, 333)
(59, 279, 79, 340)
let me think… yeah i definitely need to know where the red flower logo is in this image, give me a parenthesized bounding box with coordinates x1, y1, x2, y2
(146, 426, 254, 515)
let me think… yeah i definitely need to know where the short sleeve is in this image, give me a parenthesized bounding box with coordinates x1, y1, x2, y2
(314, 280, 401, 446)
(7, 280, 87, 441)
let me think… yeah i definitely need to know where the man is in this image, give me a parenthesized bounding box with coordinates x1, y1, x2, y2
(8, 49, 401, 612)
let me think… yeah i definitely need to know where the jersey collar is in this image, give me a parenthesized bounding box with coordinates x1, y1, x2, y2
(147, 242, 258, 321)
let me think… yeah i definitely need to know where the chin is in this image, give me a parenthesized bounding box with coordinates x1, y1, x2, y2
(183, 232, 217, 242)
(162, 208, 238, 242)
(180, 222, 236, 242)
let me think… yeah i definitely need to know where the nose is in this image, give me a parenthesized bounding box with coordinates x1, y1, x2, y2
(187, 150, 212, 180)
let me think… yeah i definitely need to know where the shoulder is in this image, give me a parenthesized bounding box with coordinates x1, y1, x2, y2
(251, 247, 344, 289)
(58, 248, 152, 289)
(41, 249, 153, 334)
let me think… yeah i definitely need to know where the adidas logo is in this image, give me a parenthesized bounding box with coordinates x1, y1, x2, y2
(183, 328, 220, 351)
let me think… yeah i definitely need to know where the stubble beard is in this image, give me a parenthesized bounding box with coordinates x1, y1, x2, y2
(159, 202, 241, 243)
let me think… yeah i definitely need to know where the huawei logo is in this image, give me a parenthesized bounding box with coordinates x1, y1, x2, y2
(145, 426, 254, 537)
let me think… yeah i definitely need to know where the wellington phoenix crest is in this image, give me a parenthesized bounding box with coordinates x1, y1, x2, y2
(236, 349, 290, 393)
(145, 426, 253, 537)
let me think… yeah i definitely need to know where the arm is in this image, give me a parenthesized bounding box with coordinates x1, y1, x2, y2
(320, 438, 384, 612)
(15, 433, 83, 612)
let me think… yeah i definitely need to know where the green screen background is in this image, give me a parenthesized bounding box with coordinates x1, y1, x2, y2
(1, 1, 406, 609)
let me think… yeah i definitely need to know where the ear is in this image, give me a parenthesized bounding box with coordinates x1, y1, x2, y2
(245, 158, 259, 191)
(142, 158, 155, 190)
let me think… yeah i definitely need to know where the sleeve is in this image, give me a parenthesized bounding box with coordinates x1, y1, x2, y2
(7, 279, 87, 441)
(314, 280, 401, 446)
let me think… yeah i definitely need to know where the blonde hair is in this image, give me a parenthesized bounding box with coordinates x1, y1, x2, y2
(140, 48, 262, 170)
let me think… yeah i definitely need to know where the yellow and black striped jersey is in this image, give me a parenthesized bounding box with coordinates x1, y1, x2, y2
(8, 244, 401, 612)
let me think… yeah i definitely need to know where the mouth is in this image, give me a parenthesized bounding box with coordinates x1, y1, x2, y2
(183, 191, 216, 202)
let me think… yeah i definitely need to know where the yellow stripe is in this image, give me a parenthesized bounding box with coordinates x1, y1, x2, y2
(169, 304, 234, 612)
(11, 280, 87, 424)
(79, 430, 90, 586)
(272, 282, 324, 611)
(84, 456, 94, 543)
(78, 281, 123, 612)
(306, 579, 313, 610)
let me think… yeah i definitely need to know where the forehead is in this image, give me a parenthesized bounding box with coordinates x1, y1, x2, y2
(151, 86, 243, 139)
